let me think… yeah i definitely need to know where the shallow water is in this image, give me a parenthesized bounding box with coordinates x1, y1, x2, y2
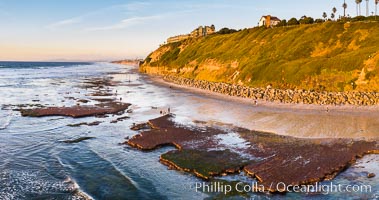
(0, 62, 378, 199)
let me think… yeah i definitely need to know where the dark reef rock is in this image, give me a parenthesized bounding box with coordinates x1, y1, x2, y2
(161, 149, 251, 179)
(127, 114, 379, 192)
(20, 102, 131, 118)
(367, 173, 376, 178)
(63, 137, 95, 144)
(111, 116, 130, 123)
(130, 123, 151, 131)
(77, 99, 90, 103)
(67, 121, 102, 127)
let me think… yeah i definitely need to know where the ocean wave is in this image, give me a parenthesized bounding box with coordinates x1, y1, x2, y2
(0, 111, 12, 130)
(64, 177, 95, 200)
(0, 170, 86, 199)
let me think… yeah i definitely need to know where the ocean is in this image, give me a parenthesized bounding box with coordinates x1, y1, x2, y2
(0, 62, 378, 200)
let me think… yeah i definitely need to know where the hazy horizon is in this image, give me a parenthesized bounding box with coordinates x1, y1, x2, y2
(0, 0, 372, 62)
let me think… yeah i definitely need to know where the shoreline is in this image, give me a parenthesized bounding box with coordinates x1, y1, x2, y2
(117, 64, 379, 139)
(146, 74, 379, 115)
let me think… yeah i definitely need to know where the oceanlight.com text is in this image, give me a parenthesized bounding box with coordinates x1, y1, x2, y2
(195, 181, 372, 195)
(276, 182, 372, 194)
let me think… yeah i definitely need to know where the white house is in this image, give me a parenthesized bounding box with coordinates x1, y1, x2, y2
(258, 15, 281, 28)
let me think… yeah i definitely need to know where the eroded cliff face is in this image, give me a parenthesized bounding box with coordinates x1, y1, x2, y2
(141, 22, 379, 92)
(141, 58, 241, 83)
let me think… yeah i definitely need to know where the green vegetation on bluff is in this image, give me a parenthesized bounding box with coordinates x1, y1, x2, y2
(142, 21, 379, 92)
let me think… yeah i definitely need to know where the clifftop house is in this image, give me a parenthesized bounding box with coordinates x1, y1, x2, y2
(167, 25, 215, 44)
(259, 15, 281, 28)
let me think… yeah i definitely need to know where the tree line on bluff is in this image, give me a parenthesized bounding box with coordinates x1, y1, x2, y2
(217, 14, 379, 35)
(217, 0, 379, 35)
(277, 0, 379, 26)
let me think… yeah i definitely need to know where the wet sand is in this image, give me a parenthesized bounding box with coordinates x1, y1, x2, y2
(148, 75, 379, 139)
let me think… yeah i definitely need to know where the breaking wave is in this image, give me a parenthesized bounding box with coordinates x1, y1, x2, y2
(0, 111, 12, 130)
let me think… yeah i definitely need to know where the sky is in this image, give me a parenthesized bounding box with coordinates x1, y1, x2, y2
(0, 0, 374, 61)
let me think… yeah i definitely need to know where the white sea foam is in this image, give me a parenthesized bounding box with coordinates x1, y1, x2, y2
(0, 110, 12, 130)
(0, 170, 84, 199)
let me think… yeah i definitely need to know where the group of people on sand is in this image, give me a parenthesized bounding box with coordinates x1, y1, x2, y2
(160, 107, 171, 115)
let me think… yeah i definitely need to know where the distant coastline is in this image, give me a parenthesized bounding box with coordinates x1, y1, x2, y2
(111, 59, 143, 66)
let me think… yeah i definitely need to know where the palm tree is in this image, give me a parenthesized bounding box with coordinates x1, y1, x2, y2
(356, 0, 363, 16)
(323, 12, 328, 20)
(343, 0, 348, 17)
(366, 0, 370, 16)
(332, 7, 337, 20)
(331, 13, 336, 20)
(376, 0, 379, 19)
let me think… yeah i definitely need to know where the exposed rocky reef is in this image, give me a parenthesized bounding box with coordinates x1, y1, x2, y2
(63, 137, 95, 144)
(164, 75, 379, 106)
(20, 102, 131, 118)
(67, 121, 102, 127)
(18, 75, 132, 119)
(161, 149, 250, 180)
(110, 116, 130, 123)
(2, 104, 45, 111)
(127, 114, 379, 192)
(81, 77, 121, 89)
(238, 130, 378, 191)
(130, 122, 151, 131)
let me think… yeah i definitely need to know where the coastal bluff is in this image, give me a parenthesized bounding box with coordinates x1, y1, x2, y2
(140, 21, 379, 105)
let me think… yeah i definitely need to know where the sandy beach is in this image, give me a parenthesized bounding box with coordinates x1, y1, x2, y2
(145, 74, 379, 139)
